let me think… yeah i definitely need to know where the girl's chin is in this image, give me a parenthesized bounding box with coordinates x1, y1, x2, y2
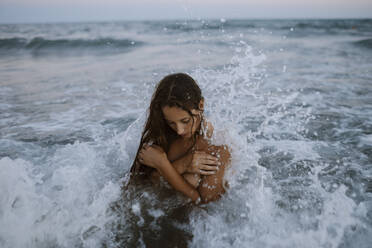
(180, 133, 193, 139)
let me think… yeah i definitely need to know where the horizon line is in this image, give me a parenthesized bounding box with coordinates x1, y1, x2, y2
(1, 17, 371, 25)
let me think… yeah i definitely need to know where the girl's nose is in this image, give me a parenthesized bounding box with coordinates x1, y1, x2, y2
(176, 124, 185, 136)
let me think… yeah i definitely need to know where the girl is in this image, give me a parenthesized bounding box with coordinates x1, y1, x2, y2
(130, 73, 230, 204)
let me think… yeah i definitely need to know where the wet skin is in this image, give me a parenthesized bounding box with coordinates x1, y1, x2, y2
(145, 106, 230, 203)
(167, 134, 230, 203)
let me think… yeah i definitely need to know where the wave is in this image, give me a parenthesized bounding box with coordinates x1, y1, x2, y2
(155, 19, 371, 33)
(280, 19, 372, 36)
(150, 20, 255, 32)
(295, 22, 350, 30)
(0, 37, 143, 50)
(352, 38, 372, 49)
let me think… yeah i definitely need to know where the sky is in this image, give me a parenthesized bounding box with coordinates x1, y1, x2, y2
(0, 0, 372, 23)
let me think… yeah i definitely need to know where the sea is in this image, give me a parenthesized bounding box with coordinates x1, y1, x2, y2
(0, 19, 372, 248)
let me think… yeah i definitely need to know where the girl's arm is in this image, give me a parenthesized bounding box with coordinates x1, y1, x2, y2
(138, 145, 200, 203)
(155, 158, 200, 203)
(150, 153, 192, 185)
(152, 149, 219, 188)
(170, 152, 193, 174)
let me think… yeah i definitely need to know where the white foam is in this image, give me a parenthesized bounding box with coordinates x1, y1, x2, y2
(0, 141, 122, 248)
(1, 39, 369, 247)
(185, 46, 364, 248)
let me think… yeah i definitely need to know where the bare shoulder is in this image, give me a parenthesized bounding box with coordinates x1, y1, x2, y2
(196, 127, 231, 161)
(201, 120, 231, 165)
(211, 145, 230, 162)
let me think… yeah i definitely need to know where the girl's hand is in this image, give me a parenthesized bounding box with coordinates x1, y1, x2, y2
(138, 144, 167, 169)
(187, 151, 220, 175)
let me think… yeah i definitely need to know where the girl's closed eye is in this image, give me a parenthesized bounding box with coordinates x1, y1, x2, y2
(167, 121, 175, 127)
(182, 118, 190, 124)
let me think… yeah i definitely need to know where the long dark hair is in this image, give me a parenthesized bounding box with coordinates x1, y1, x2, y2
(129, 73, 203, 182)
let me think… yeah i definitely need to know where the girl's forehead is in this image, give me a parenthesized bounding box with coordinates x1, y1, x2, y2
(162, 106, 190, 121)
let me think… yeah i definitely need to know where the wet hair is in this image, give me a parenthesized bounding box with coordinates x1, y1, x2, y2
(129, 73, 203, 182)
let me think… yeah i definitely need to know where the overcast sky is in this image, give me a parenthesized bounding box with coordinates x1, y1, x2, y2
(1, 0, 371, 23)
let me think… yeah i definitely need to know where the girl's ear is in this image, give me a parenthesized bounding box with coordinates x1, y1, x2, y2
(199, 98, 204, 111)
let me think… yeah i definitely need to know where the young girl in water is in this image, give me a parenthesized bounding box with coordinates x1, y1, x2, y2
(130, 73, 230, 204)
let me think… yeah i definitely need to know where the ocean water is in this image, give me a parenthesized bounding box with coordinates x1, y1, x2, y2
(0, 19, 372, 247)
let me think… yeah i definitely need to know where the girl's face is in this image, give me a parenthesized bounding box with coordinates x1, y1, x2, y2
(162, 106, 201, 139)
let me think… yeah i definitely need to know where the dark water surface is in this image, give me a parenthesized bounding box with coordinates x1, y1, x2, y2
(0, 19, 372, 247)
